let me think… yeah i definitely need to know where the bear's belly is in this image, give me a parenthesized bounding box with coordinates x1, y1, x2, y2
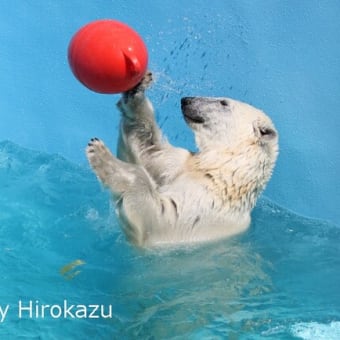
(144, 213, 251, 248)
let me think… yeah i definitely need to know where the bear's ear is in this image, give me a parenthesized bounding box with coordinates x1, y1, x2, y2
(253, 121, 277, 143)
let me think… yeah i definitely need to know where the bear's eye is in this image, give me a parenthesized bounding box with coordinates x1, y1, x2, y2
(259, 127, 276, 138)
(220, 99, 229, 107)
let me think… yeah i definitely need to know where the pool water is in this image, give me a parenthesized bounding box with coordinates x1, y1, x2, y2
(0, 140, 339, 339)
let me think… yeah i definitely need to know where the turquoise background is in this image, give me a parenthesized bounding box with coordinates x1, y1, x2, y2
(1, 0, 339, 223)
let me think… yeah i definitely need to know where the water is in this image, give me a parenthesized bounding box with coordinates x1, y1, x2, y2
(0, 140, 339, 339)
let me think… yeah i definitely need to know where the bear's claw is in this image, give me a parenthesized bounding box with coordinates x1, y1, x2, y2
(123, 70, 153, 99)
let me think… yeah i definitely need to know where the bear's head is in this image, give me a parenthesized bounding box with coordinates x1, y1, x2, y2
(181, 97, 278, 152)
(181, 96, 279, 204)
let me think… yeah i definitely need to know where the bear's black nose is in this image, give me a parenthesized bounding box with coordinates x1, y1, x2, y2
(181, 97, 205, 124)
(181, 97, 195, 108)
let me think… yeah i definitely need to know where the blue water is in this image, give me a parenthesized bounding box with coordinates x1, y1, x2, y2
(1, 140, 339, 339)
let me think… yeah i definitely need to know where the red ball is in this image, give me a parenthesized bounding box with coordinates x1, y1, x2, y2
(68, 19, 148, 94)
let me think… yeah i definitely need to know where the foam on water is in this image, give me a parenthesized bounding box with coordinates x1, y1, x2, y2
(0, 140, 339, 339)
(291, 321, 340, 340)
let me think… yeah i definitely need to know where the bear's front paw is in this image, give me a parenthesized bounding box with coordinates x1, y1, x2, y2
(137, 70, 153, 91)
(123, 70, 153, 99)
(86, 138, 113, 169)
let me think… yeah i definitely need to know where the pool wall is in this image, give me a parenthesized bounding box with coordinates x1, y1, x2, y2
(1, 1, 339, 224)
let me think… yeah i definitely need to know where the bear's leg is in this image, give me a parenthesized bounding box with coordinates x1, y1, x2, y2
(86, 137, 174, 246)
(116, 71, 164, 164)
(86, 137, 156, 196)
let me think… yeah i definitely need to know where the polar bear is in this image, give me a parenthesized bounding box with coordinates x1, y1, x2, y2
(86, 72, 278, 248)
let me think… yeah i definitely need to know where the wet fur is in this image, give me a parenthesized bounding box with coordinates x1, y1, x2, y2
(86, 72, 278, 247)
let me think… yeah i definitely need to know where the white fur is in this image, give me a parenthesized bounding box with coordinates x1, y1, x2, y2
(86, 72, 279, 248)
